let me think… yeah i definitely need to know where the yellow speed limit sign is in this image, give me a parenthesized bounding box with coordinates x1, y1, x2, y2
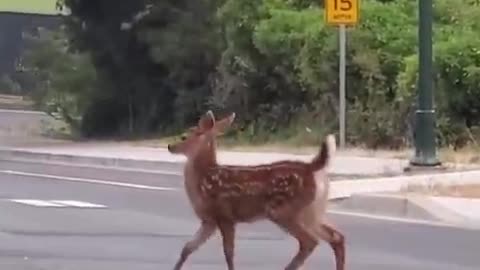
(325, 0, 359, 25)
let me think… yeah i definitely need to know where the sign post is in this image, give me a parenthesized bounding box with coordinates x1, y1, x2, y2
(339, 24, 346, 149)
(325, 0, 359, 148)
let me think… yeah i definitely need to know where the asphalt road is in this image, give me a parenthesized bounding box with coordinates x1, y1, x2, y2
(0, 160, 479, 270)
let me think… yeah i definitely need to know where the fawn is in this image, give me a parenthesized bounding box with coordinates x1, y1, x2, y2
(167, 110, 345, 270)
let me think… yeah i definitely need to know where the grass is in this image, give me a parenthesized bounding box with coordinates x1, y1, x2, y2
(0, 0, 67, 15)
(403, 183, 480, 199)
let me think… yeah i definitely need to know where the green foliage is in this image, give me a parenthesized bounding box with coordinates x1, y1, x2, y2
(398, 0, 480, 147)
(17, 0, 480, 148)
(216, 0, 419, 146)
(20, 27, 97, 135)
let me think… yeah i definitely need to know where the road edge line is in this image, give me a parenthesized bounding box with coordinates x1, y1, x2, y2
(0, 170, 178, 191)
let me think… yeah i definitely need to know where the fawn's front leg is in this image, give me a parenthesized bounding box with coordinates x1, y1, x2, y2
(173, 221, 216, 270)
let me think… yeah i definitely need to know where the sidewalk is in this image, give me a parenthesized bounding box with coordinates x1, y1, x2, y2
(1, 141, 411, 176)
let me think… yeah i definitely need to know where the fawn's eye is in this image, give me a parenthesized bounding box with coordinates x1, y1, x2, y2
(181, 135, 187, 141)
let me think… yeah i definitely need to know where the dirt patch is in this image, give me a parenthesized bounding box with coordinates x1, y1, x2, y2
(404, 184, 480, 198)
(0, 94, 34, 110)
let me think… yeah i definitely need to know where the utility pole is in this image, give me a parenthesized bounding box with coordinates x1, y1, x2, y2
(410, 0, 441, 166)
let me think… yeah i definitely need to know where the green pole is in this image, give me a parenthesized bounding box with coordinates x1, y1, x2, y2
(410, 0, 441, 166)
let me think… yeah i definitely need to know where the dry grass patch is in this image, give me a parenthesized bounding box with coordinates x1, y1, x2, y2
(437, 147, 480, 165)
(124, 137, 480, 165)
(404, 183, 480, 198)
(0, 94, 34, 110)
(123, 135, 409, 156)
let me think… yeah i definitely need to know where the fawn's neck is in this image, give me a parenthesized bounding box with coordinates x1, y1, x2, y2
(188, 142, 218, 176)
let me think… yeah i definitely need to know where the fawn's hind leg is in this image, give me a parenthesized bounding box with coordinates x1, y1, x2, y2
(298, 202, 346, 270)
(318, 222, 345, 270)
(274, 218, 318, 270)
(218, 221, 236, 270)
(305, 221, 345, 270)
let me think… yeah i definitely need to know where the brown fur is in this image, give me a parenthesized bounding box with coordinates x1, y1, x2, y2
(167, 110, 345, 270)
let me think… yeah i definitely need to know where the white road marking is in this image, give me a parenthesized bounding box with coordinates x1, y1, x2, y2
(0, 157, 182, 177)
(8, 199, 107, 208)
(0, 170, 179, 191)
(10, 199, 67, 207)
(50, 200, 106, 208)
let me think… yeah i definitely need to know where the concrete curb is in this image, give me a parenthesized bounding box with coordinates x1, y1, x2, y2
(329, 170, 480, 199)
(0, 147, 475, 174)
(0, 148, 184, 172)
(0, 147, 410, 179)
(331, 193, 480, 228)
(331, 193, 470, 222)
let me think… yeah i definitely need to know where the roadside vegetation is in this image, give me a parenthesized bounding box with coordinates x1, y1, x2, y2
(5, 0, 480, 155)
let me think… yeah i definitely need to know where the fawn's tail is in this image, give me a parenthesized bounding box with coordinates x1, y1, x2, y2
(310, 134, 336, 171)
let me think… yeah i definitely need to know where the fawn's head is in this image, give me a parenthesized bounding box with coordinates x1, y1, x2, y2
(167, 110, 235, 161)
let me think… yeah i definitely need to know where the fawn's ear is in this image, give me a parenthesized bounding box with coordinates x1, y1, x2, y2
(214, 112, 236, 135)
(198, 110, 216, 131)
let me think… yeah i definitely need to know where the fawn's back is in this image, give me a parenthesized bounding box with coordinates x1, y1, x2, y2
(195, 161, 318, 223)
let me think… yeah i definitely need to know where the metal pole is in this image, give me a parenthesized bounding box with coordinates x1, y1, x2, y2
(410, 0, 440, 166)
(339, 24, 346, 148)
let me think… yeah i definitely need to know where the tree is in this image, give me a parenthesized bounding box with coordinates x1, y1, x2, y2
(20, 27, 97, 134)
